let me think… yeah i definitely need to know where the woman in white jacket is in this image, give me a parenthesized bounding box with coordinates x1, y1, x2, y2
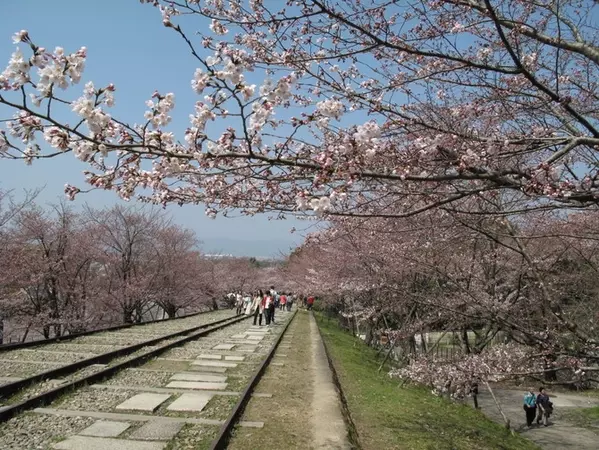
(243, 293, 252, 315)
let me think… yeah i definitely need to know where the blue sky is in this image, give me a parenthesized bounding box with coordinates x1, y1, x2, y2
(0, 0, 314, 257)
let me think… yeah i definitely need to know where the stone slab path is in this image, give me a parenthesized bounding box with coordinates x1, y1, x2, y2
(191, 360, 237, 368)
(115, 393, 170, 412)
(166, 380, 227, 390)
(129, 421, 184, 441)
(79, 420, 131, 437)
(54, 435, 167, 450)
(170, 373, 227, 382)
(166, 392, 212, 412)
(478, 387, 599, 449)
(30, 315, 294, 450)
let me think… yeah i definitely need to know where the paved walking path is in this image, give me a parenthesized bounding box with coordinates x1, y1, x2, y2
(309, 313, 350, 450)
(228, 311, 350, 449)
(478, 387, 599, 449)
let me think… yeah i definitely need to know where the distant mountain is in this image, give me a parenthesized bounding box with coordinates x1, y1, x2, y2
(202, 236, 301, 258)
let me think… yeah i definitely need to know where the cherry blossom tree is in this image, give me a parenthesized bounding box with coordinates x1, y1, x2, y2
(0, 202, 103, 340)
(151, 225, 210, 318)
(0, 197, 264, 341)
(196, 256, 262, 308)
(84, 205, 173, 323)
(0, 188, 39, 343)
(2, 0, 599, 399)
(288, 207, 599, 397)
(0, 1, 598, 220)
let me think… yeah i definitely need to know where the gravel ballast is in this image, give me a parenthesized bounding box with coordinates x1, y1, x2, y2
(0, 311, 294, 449)
(0, 413, 95, 450)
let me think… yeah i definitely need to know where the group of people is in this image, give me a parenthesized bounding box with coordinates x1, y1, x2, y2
(231, 289, 317, 325)
(231, 287, 296, 326)
(523, 387, 553, 428)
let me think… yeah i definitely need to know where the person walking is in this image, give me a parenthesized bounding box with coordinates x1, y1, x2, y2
(307, 295, 315, 311)
(243, 292, 253, 315)
(279, 293, 287, 310)
(536, 387, 553, 426)
(523, 387, 537, 428)
(252, 290, 264, 326)
(235, 292, 243, 315)
(264, 292, 273, 326)
(269, 286, 277, 324)
(287, 293, 293, 311)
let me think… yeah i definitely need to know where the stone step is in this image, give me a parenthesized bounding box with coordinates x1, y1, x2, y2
(189, 366, 228, 373)
(197, 354, 222, 360)
(129, 421, 184, 441)
(166, 393, 213, 412)
(192, 360, 238, 368)
(79, 420, 130, 438)
(213, 344, 236, 350)
(166, 381, 228, 390)
(53, 435, 166, 450)
(90, 384, 238, 396)
(34, 407, 224, 426)
(115, 393, 171, 412)
(170, 373, 227, 383)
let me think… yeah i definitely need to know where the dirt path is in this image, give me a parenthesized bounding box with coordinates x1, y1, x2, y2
(228, 311, 350, 449)
(309, 312, 351, 449)
(478, 387, 599, 449)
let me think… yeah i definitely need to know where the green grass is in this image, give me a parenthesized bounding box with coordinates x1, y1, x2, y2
(560, 406, 599, 430)
(163, 424, 219, 450)
(315, 314, 540, 450)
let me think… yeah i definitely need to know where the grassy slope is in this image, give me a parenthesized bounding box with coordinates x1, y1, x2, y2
(560, 406, 599, 431)
(315, 314, 539, 450)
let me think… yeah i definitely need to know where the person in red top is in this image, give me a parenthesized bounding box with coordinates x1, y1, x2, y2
(279, 293, 287, 310)
(307, 295, 315, 310)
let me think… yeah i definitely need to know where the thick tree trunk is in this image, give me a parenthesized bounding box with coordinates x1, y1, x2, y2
(419, 332, 427, 353)
(123, 309, 134, 324)
(461, 329, 471, 354)
(408, 336, 417, 354)
(544, 354, 558, 382)
(164, 304, 177, 319)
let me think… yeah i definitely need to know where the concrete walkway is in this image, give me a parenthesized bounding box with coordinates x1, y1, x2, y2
(478, 387, 599, 449)
(309, 313, 351, 450)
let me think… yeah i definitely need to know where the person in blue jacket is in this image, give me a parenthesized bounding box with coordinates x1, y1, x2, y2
(523, 387, 537, 427)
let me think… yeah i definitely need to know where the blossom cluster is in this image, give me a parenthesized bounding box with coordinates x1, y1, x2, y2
(391, 345, 535, 399)
(316, 98, 344, 119)
(144, 92, 175, 128)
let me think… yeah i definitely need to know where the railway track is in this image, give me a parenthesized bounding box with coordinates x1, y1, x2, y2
(0, 310, 240, 416)
(0, 308, 214, 352)
(0, 308, 297, 449)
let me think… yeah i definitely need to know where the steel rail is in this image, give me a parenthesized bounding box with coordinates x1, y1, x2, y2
(0, 313, 242, 400)
(0, 314, 250, 423)
(208, 309, 297, 450)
